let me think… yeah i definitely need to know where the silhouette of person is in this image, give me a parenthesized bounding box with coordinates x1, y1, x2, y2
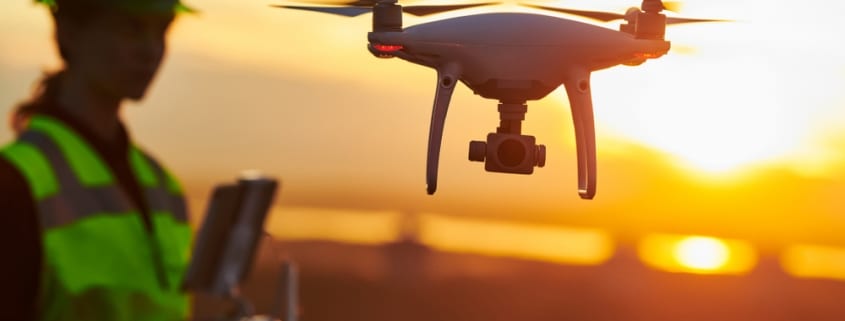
(0, 0, 195, 320)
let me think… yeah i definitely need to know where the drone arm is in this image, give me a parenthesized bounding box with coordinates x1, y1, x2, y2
(563, 71, 597, 199)
(426, 64, 461, 195)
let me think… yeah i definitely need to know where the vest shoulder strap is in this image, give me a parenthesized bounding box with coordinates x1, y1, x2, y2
(130, 146, 183, 195)
(0, 141, 59, 200)
(27, 115, 114, 187)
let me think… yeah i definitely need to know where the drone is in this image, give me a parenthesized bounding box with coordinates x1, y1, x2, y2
(274, 0, 726, 199)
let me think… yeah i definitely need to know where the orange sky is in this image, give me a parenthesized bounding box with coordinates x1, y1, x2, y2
(1, 0, 844, 250)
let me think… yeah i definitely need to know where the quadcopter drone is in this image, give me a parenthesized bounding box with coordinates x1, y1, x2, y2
(275, 0, 725, 199)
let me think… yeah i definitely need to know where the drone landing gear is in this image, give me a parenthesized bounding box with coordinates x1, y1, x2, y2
(563, 72, 597, 199)
(426, 66, 459, 195)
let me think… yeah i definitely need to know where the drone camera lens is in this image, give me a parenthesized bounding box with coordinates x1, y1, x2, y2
(497, 138, 527, 167)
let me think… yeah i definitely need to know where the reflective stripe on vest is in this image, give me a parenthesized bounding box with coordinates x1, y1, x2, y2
(0, 115, 191, 321)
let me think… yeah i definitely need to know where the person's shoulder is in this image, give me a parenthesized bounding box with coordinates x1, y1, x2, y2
(0, 143, 39, 217)
(0, 153, 31, 195)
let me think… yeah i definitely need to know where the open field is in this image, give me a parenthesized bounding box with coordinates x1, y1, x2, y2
(195, 239, 845, 321)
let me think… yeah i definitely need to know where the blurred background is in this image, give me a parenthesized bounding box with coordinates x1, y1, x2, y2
(2, 0, 845, 320)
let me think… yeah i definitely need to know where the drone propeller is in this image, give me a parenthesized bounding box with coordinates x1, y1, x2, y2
(273, 5, 371, 16)
(274, 1, 498, 17)
(665, 16, 730, 25)
(523, 5, 624, 22)
(402, 3, 496, 16)
(523, 4, 728, 24)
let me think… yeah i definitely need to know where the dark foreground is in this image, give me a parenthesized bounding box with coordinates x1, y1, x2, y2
(195, 240, 845, 321)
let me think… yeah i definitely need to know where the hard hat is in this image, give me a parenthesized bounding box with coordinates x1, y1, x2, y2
(36, 0, 195, 14)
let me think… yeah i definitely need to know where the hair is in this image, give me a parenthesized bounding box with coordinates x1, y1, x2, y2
(13, 1, 105, 117)
(13, 71, 63, 119)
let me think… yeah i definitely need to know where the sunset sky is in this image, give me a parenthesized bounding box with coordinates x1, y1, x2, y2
(1, 0, 844, 272)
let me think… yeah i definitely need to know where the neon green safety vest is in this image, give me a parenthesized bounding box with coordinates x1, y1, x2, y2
(0, 115, 192, 321)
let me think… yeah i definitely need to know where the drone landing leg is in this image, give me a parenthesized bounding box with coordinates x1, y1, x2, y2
(426, 65, 459, 195)
(563, 71, 597, 199)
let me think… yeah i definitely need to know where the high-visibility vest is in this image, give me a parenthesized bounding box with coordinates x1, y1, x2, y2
(0, 115, 192, 321)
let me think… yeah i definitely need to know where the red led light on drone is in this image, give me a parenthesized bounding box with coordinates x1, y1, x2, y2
(373, 44, 404, 52)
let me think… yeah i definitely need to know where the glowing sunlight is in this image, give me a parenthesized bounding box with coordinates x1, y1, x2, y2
(564, 0, 845, 175)
(782, 244, 845, 281)
(673, 236, 729, 270)
(420, 215, 615, 265)
(639, 234, 757, 275)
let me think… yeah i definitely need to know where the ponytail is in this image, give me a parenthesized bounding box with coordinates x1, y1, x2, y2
(10, 71, 64, 132)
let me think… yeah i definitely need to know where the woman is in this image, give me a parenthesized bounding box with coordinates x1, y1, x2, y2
(0, 0, 195, 320)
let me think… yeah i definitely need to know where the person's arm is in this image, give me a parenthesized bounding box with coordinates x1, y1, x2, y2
(0, 157, 42, 320)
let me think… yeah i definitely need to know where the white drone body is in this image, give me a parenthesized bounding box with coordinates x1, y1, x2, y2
(279, 0, 721, 199)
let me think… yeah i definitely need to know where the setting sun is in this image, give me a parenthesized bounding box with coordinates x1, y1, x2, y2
(639, 234, 757, 275)
(673, 236, 729, 270)
(569, 0, 845, 175)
